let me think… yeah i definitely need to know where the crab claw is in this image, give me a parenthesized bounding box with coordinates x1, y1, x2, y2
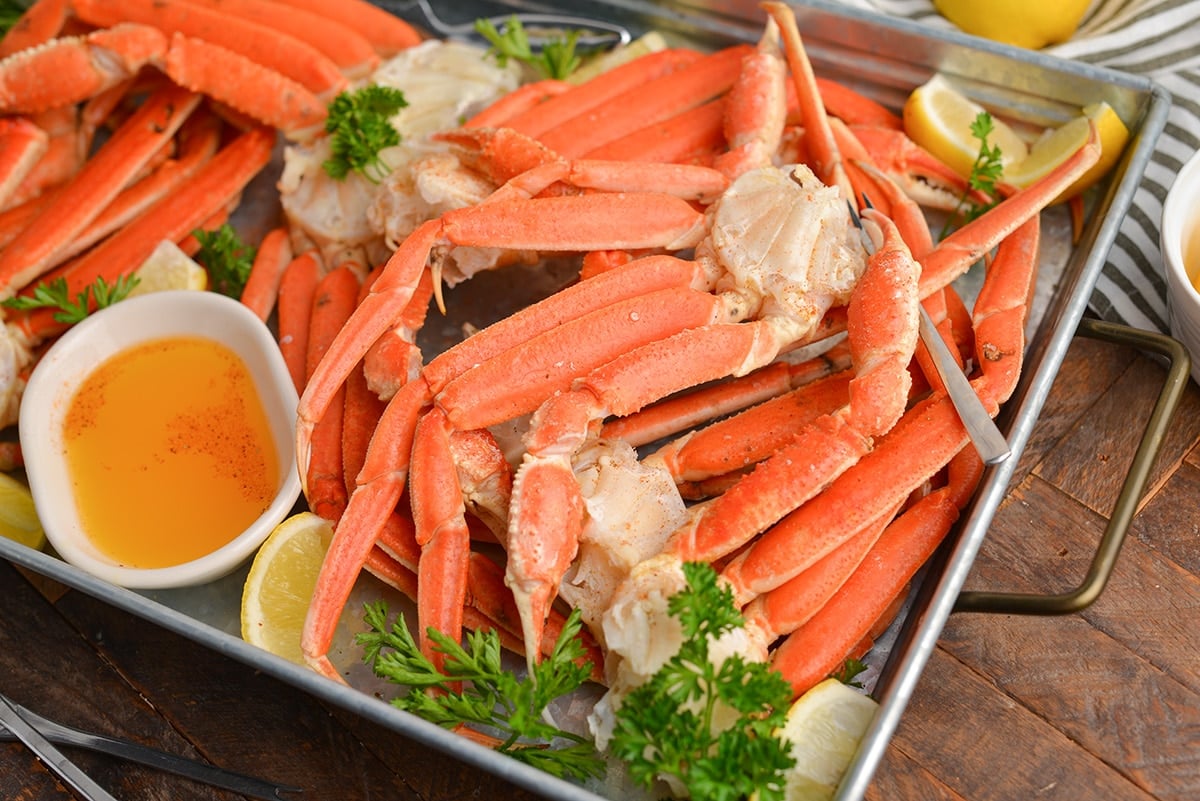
(847, 125, 979, 211)
(0, 23, 167, 115)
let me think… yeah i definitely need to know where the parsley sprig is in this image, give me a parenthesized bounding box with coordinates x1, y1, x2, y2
(832, 656, 869, 688)
(940, 111, 1005, 238)
(359, 601, 604, 781)
(475, 16, 582, 80)
(1, 275, 139, 324)
(322, 85, 407, 182)
(610, 563, 796, 801)
(193, 224, 255, 299)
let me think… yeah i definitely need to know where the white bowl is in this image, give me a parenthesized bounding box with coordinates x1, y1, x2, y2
(1162, 146, 1200, 385)
(20, 290, 301, 589)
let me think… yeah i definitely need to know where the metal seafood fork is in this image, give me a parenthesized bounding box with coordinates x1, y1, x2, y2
(847, 201, 1011, 466)
(406, 0, 632, 49)
(0, 694, 301, 801)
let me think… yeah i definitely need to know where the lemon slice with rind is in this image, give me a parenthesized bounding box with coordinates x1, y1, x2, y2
(127, 240, 209, 297)
(0, 471, 46, 550)
(776, 678, 879, 801)
(903, 74, 1029, 180)
(1005, 101, 1129, 202)
(241, 511, 332, 665)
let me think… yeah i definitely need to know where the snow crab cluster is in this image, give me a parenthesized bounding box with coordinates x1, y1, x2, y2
(1, 0, 1102, 730)
(0, 0, 421, 428)
(275, 2, 1098, 714)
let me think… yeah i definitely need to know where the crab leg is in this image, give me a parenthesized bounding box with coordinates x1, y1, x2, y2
(182, 0, 380, 79)
(0, 83, 201, 300)
(918, 121, 1099, 297)
(440, 129, 730, 203)
(410, 408, 473, 670)
(0, 192, 52, 249)
(650, 367, 854, 485)
(44, 108, 223, 270)
(502, 48, 704, 140)
(73, 0, 347, 99)
(408, 417, 511, 668)
(465, 79, 573, 129)
(302, 377, 430, 679)
(769, 445, 984, 697)
(847, 124, 977, 211)
(0, 117, 47, 208)
(583, 98, 727, 166)
(4, 106, 84, 208)
(6, 125, 275, 347)
(713, 17, 787, 180)
(600, 339, 852, 447)
(743, 497, 906, 642)
(814, 75, 904, 130)
(763, 1, 853, 201)
(537, 44, 753, 158)
(269, 0, 422, 56)
(277, 251, 321, 394)
(162, 33, 327, 138)
(305, 265, 361, 523)
(362, 266, 434, 400)
(0, 23, 167, 114)
(240, 227, 293, 321)
(0, 0, 70, 58)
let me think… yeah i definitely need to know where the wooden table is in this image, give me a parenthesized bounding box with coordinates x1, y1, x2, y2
(3, 324, 1200, 801)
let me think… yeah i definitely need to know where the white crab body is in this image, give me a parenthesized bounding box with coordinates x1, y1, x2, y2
(703, 163, 866, 356)
(279, 40, 521, 267)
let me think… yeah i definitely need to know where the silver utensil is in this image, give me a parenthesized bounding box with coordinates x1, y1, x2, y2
(0, 696, 301, 801)
(0, 693, 122, 801)
(847, 201, 1011, 465)
(408, 0, 632, 50)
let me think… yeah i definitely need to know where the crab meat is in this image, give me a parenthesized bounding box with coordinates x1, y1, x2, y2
(588, 552, 768, 754)
(702, 162, 865, 346)
(558, 439, 688, 641)
(279, 39, 521, 267)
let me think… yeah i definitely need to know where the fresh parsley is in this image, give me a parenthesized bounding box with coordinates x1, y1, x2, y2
(192, 224, 255, 299)
(475, 16, 582, 80)
(610, 562, 796, 801)
(322, 85, 407, 182)
(941, 110, 1005, 238)
(1, 275, 139, 324)
(832, 656, 869, 688)
(359, 601, 604, 781)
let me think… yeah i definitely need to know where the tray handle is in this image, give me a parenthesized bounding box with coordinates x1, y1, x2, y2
(952, 317, 1190, 615)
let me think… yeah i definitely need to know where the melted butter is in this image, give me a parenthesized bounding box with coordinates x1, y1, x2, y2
(63, 336, 279, 569)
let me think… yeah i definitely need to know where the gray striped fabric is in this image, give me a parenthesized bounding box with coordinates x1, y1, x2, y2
(831, 0, 1200, 333)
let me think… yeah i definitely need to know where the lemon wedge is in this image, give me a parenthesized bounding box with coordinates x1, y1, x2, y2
(127, 240, 209, 296)
(776, 679, 879, 801)
(1005, 101, 1129, 202)
(903, 74, 1029, 180)
(933, 0, 1091, 50)
(0, 471, 46, 550)
(568, 31, 668, 85)
(241, 512, 332, 665)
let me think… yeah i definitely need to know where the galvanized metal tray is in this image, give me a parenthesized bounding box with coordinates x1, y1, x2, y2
(0, 1, 1174, 799)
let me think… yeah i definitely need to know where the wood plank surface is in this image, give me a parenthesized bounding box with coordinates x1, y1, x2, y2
(3, 330, 1200, 801)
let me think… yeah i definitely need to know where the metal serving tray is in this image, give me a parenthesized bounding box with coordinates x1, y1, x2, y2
(0, 1, 1173, 799)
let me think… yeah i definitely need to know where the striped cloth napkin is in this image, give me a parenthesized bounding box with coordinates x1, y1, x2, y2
(830, 0, 1200, 334)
